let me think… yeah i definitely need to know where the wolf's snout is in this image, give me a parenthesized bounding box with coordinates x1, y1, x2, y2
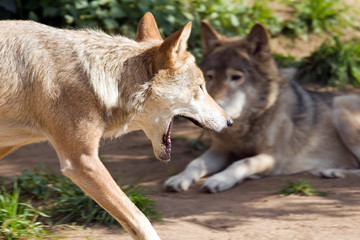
(227, 117, 234, 127)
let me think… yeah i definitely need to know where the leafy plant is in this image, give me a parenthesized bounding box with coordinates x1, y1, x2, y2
(48, 177, 161, 226)
(17, 164, 59, 200)
(2, 0, 284, 62)
(125, 183, 161, 222)
(272, 53, 298, 68)
(16, 165, 161, 226)
(277, 179, 328, 196)
(283, 0, 358, 38)
(0, 182, 50, 240)
(193, 0, 283, 36)
(296, 37, 360, 87)
(2, 0, 360, 52)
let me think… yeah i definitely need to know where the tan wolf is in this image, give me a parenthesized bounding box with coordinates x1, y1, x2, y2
(0, 13, 232, 239)
(165, 22, 360, 193)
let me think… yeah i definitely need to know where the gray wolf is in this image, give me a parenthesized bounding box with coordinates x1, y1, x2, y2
(165, 22, 360, 193)
(0, 13, 232, 239)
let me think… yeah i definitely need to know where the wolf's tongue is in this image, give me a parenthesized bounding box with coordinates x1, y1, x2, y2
(164, 119, 173, 156)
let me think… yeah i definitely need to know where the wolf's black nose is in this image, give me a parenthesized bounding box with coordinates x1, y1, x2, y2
(227, 117, 234, 127)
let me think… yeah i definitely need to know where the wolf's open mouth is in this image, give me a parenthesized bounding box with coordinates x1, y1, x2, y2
(180, 115, 208, 130)
(161, 116, 207, 160)
(162, 119, 173, 159)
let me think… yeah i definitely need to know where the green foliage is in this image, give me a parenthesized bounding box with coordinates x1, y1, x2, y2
(296, 37, 360, 87)
(192, 0, 283, 36)
(272, 53, 298, 68)
(17, 164, 59, 200)
(18, 0, 140, 35)
(16, 165, 161, 226)
(0, 182, 50, 240)
(3, 0, 284, 62)
(2, 0, 360, 87)
(46, 174, 108, 226)
(277, 179, 328, 196)
(125, 183, 161, 222)
(283, 0, 358, 38)
(9, 0, 356, 41)
(48, 178, 161, 226)
(1, 0, 359, 41)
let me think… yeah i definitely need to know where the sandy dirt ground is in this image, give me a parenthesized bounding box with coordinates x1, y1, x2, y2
(1, 119, 360, 240)
(2, 1, 360, 239)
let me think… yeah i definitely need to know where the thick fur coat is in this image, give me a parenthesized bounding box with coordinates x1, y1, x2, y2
(0, 14, 231, 239)
(165, 22, 360, 193)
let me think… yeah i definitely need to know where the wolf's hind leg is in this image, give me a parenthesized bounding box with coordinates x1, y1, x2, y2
(333, 95, 360, 161)
(164, 146, 231, 192)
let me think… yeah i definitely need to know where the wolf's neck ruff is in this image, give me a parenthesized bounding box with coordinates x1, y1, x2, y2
(71, 30, 157, 113)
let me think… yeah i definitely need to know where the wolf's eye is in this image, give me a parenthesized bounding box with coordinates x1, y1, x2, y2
(231, 74, 243, 81)
(205, 70, 214, 81)
(199, 84, 205, 91)
(227, 70, 245, 83)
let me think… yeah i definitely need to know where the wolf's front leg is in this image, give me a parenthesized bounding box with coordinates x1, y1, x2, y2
(164, 147, 231, 191)
(51, 128, 160, 240)
(203, 153, 276, 193)
(61, 155, 160, 240)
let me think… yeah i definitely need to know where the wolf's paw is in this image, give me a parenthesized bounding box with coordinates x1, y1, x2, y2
(202, 173, 239, 193)
(164, 173, 197, 192)
(311, 169, 346, 178)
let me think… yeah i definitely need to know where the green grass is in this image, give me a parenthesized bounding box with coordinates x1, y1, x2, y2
(48, 178, 161, 226)
(282, 0, 358, 38)
(277, 179, 329, 196)
(16, 164, 161, 226)
(0, 182, 51, 240)
(3, 0, 360, 73)
(296, 37, 360, 87)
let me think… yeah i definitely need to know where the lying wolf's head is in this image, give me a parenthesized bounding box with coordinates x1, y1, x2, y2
(134, 13, 232, 162)
(200, 22, 283, 122)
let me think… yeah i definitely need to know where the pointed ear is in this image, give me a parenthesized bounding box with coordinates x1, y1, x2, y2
(136, 12, 163, 42)
(200, 21, 223, 56)
(246, 23, 271, 57)
(156, 22, 192, 70)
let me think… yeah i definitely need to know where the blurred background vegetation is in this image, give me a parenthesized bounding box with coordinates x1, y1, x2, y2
(1, 0, 360, 87)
